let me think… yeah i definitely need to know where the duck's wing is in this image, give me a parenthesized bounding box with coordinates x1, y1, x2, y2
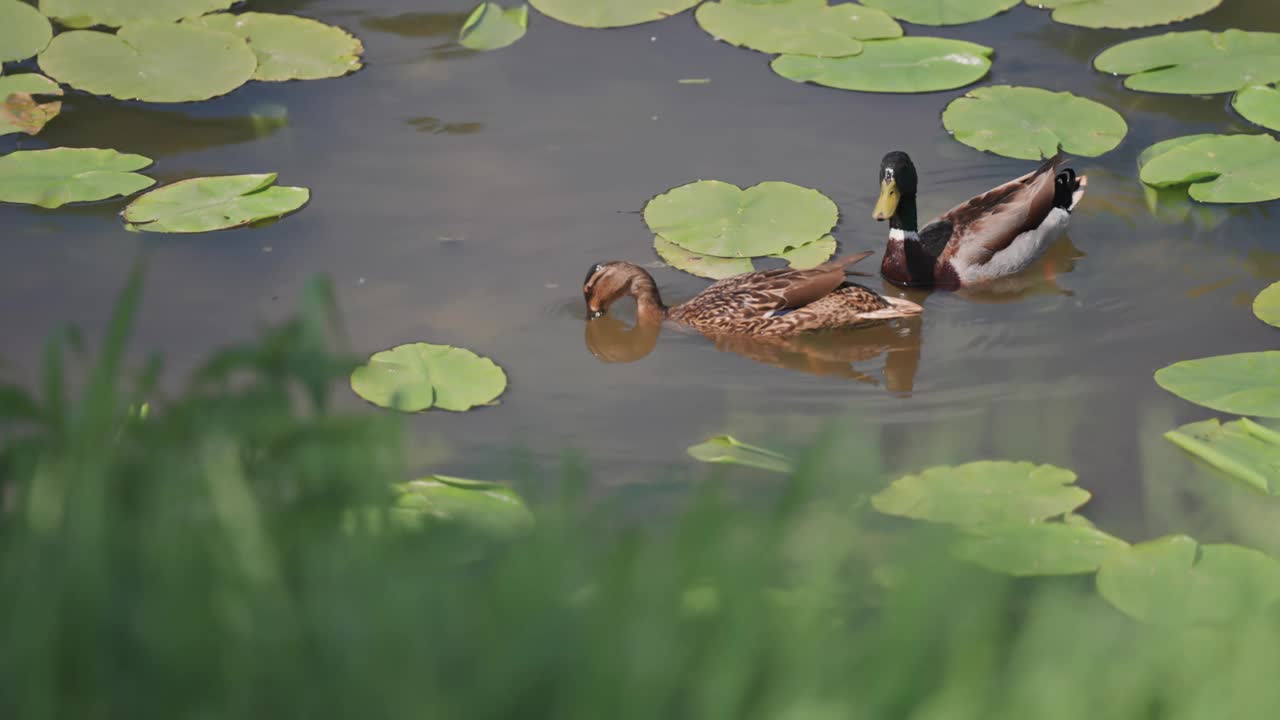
(936, 153, 1065, 268)
(696, 251, 874, 317)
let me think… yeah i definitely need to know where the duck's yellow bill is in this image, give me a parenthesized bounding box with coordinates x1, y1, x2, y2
(873, 178, 899, 221)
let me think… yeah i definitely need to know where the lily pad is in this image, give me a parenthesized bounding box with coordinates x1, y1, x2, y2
(774, 235, 838, 269)
(694, 0, 900, 59)
(942, 85, 1127, 160)
(0, 0, 53, 62)
(1136, 132, 1217, 170)
(350, 342, 507, 413)
(860, 0, 1018, 26)
(460, 2, 528, 51)
(686, 435, 794, 473)
(1028, 0, 1222, 29)
(529, 0, 699, 28)
(645, 180, 838, 258)
(1165, 418, 1280, 494)
(772, 37, 993, 93)
(39, 22, 257, 103)
(1096, 535, 1280, 624)
(1233, 84, 1280, 132)
(186, 12, 365, 82)
(1138, 134, 1280, 203)
(1254, 281, 1280, 328)
(871, 461, 1090, 526)
(0, 74, 63, 137)
(0, 148, 154, 209)
(1155, 351, 1280, 417)
(1094, 30, 1280, 95)
(37, 0, 236, 28)
(122, 174, 309, 233)
(654, 235, 839, 279)
(953, 522, 1129, 576)
(394, 476, 534, 538)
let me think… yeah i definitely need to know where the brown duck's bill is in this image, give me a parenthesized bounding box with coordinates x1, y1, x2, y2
(873, 177, 898, 221)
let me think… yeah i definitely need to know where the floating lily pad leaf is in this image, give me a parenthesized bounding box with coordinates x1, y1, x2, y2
(772, 38, 993, 93)
(0, 0, 53, 62)
(1096, 535, 1280, 624)
(186, 12, 364, 81)
(645, 180, 838, 258)
(654, 236, 753, 280)
(694, 0, 900, 59)
(1165, 418, 1280, 494)
(1254, 282, 1280, 329)
(38, 0, 236, 28)
(942, 85, 1127, 160)
(1139, 134, 1280, 203)
(773, 235, 838, 269)
(0, 74, 63, 137)
(39, 22, 257, 103)
(1135, 132, 1217, 170)
(861, 0, 1018, 26)
(1028, 0, 1221, 29)
(871, 461, 1089, 526)
(1233, 84, 1280, 132)
(953, 523, 1129, 576)
(1155, 351, 1280, 417)
(1094, 30, 1280, 95)
(351, 342, 507, 413)
(395, 476, 534, 538)
(529, 0, 699, 28)
(459, 2, 528, 51)
(0, 148, 154, 209)
(123, 174, 309, 233)
(687, 435, 794, 473)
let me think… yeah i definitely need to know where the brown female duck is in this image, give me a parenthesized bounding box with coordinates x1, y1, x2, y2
(582, 252, 922, 337)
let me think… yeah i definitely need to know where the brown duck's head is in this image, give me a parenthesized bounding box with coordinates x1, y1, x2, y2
(874, 151, 918, 222)
(583, 261, 646, 319)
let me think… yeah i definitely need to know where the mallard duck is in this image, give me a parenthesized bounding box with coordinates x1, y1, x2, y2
(582, 251, 922, 337)
(873, 151, 1087, 289)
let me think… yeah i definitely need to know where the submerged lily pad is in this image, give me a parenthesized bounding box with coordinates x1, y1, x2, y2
(395, 476, 534, 538)
(1138, 134, 1280, 203)
(0, 148, 154, 209)
(1165, 418, 1280, 494)
(0, 0, 53, 62)
(942, 85, 1127, 160)
(460, 2, 528, 51)
(1155, 351, 1280, 417)
(695, 0, 900, 58)
(529, 0, 699, 28)
(1096, 535, 1280, 624)
(686, 435, 794, 473)
(351, 342, 507, 413)
(645, 180, 838, 258)
(1254, 281, 1280, 328)
(38, 0, 236, 28)
(1094, 30, 1280, 95)
(1028, 0, 1222, 29)
(860, 0, 1018, 26)
(1233, 84, 1280, 132)
(186, 12, 365, 81)
(123, 174, 309, 233)
(40, 22, 257, 103)
(0, 74, 63, 137)
(953, 522, 1129, 576)
(772, 37, 993, 93)
(871, 461, 1090, 526)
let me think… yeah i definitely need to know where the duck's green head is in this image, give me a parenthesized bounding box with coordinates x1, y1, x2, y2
(874, 151, 917, 222)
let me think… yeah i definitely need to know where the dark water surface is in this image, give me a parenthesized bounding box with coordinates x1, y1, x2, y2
(4, 0, 1280, 536)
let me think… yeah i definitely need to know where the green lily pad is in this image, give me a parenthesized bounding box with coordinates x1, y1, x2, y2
(1165, 418, 1280, 494)
(0, 0, 52, 62)
(185, 12, 364, 82)
(529, 0, 699, 28)
(0, 74, 63, 137)
(1254, 281, 1280, 328)
(394, 476, 534, 538)
(942, 85, 1127, 160)
(37, 0, 236, 28)
(1028, 0, 1222, 29)
(39, 22, 257, 103)
(871, 461, 1090, 526)
(1096, 535, 1280, 624)
(1233, 84, 1280, 132)
(686, 435, 794, 473)
(0, 148, 154, 209)
(645, 180, 838, 258)
(1155, 351, 1280, 417)
(772, 37, 993, 93)
(460, 2, 528, 51)
(1138, 134, 1280, 203)
(122, 174, 309, 233)
(654, 235, 839, 279)
(774, 235, 838, 269)
(694, 0, 900, 59)
(1094, 30, 1280, 95)
(860, 0, 1018, 26)
(953, 523, 1129, 576)
(1136, 132, 1218, 170)
(351, 342, 507, 413)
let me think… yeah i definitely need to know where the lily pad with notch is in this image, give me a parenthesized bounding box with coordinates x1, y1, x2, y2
(1138, 133, 1280, 203)
(871, 460, 1090, 526)
(529, 0, 699, 28)
(1027, 0, 1222, 30)
(1165, 418, 1280, 494)
(860, 0, 1018, 26)
(185, 12, 365, 81)
(953, 522, 1129, 576)
(0, 147, 154, 209)
(459, 2, 528, 51)
(0, 0, 53, 63)
(0, 74, 63, 137)
(350, 342, 508, 413)
(1094, 30, 1280, 95)
(123, 173, 309, 233)
(942, 85, 1127, 160)
(654, 235, 839, 280)
(772, 37, 993, 93)
(694, 0, 900, 59)
(37, 0, 235, 28)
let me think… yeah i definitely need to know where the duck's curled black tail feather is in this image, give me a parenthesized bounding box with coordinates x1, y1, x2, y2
(1053, 168, 1083, 210)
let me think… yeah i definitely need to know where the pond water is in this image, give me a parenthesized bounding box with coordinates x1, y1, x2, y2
(3, 0, 1280, 535)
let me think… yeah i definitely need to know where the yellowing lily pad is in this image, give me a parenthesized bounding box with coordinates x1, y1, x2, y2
(1165, 418, 1280, 494)
(772, 37, 992, 93)
(0, 0, 53, 62)
(123, 174, 309, 233)
(953, 522, 1129, 576)
(1254, 281, 1280, 329)
(860, 0, 1018, 26)
(1233, 84, 1280, 132)
(686, 435, 794, 473)
(460, 2, 528, 51)
(1094, 30, 1280, 95)
(529, 0, 699, 28)
(871, 461, 1090, 526)
(0, 148, 154, 209)
(694, 0, 901, 59)
(1028, 0, 1222, 29)
(0, 74, 63, 137)
(38, 0, 236, 28)
(1155, 351, 1280, 417)
(351, 343, 507, 413)
(185, 12, 364, 82)
(942, 85, 1127, 160)
(645, 180, 838, 258)
(394, 476, 534, 538)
